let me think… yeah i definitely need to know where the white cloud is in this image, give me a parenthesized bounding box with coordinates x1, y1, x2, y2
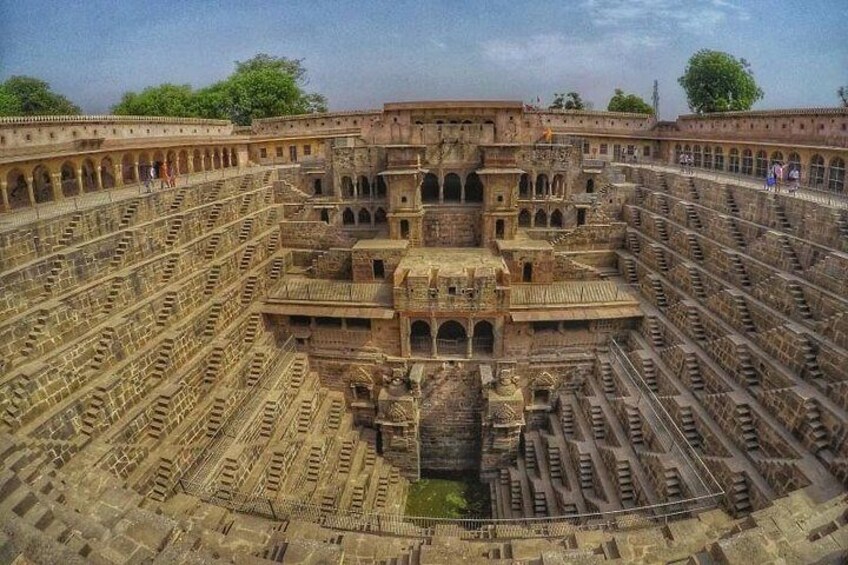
(429, 38, 447, 51)
(580, 0, 747, 34)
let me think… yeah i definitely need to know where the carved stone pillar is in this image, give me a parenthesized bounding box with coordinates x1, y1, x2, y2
(114, 163, 124, 187)
(480, 367, 525, 478)
(76, 168, 84, 194)
(430, 317, 438, 357)
(0, 180, 9, 211)
(375, 367, 421, 480)
(400, 317, 410, 358)
(49, 173, 63, 201)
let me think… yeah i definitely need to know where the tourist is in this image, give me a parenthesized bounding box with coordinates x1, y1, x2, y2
(772, 161, 783, 192)
(160, 161, 170, 190)
(168, 162, 177, 188)
(679, 152, 686, 173)
(788, 166, 800, 194)
(144, 164, 155, 193)
(765, 171, 776, 191)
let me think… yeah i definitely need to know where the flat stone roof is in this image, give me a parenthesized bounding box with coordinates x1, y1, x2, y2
(352, 239, 410, 250)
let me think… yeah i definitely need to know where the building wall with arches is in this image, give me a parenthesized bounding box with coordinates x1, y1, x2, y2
(1, 143, 246, 210)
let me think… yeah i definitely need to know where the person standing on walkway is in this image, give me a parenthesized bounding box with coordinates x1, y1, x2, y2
(788, 166, 800, 194)
(144, 164, 154, 193)
(772, 161, 784, 192)
(160, 161, 170, 190)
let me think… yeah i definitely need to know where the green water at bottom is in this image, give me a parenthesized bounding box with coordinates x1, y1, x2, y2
(404, 474, 491, 519)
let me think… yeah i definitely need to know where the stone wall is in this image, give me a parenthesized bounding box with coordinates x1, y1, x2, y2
(422, 208, 482, 247)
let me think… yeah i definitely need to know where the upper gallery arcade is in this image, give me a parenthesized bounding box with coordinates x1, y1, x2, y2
(0, 102, 846, 212)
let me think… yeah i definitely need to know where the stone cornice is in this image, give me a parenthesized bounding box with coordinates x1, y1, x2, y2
(678, 107, 848, 120)
(0, 115, 232, 126)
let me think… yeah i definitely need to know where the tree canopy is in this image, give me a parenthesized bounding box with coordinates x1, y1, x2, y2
(112, 84, 196, 117)
(606, 88, 654, 114)
(549, 92, 587, 110)
(678, 49, 763, 113)
(112, 54, 327, 124)
(838, 86, 848, 108)
(0, 76, 81, 116)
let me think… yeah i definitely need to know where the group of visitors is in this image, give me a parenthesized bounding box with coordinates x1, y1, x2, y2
(143, 161, 177, 193)
(764, 161, 801, 194)
(678, 152, 695, 174)
(678, 152, 802, 194)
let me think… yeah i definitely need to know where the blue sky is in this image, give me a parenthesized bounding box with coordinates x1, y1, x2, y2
(1, 0, 845, 119)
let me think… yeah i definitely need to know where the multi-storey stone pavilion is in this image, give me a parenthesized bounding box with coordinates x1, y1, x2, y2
(0, 102, 846, 563)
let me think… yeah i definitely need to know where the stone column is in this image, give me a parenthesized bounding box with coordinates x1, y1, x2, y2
(50, 173, 63, 201)
(96, 167, 103, 191)
(530, 171, 536, 201)
(76, 168, 84, 194)
(400, 317, 410, 358)
(187, 154, 194, 174)
(466, 318, 473, 358)
(438, 173, 444, 204)
(460, 177, 466, 203)
(430, 317, 437, 357)
(0, 180, 9, 211)
(493, 317, 505, 358)
(114, 163, 124, 187)
(134, 162, 141, 184)
(27, 176, 37, 205)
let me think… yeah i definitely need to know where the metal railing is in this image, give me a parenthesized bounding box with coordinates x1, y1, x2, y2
(609, 338, 724, 499)
(436, 338, 467, 356)
(622, 158, 848, 209)
(175, 337, 724, 539)
(0, 164, 278, 230)
(177, 473, 722, 539)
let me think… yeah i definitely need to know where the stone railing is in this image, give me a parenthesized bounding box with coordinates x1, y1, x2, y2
(0, 115, 237, 153)
(0, 114, 231, 125)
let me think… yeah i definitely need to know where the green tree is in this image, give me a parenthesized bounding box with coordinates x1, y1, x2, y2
(109, 53, 327, 124)
(678, 49, 763, 113)
(234, 53, 308, 83)
(838, 86, 848, 107)
(606, 88, 654, 114)
(112, 83, 196, 116)
(0, 76, 80, 115)
(225, 67, 305, 125)
(0, 86, 22, 116)
(192, 83, 231, 120)
(549, 91, 586, 110)
(224, 54, 327, 123)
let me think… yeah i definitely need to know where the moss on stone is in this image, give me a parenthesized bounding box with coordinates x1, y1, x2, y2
(404, 477, 490, 519)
